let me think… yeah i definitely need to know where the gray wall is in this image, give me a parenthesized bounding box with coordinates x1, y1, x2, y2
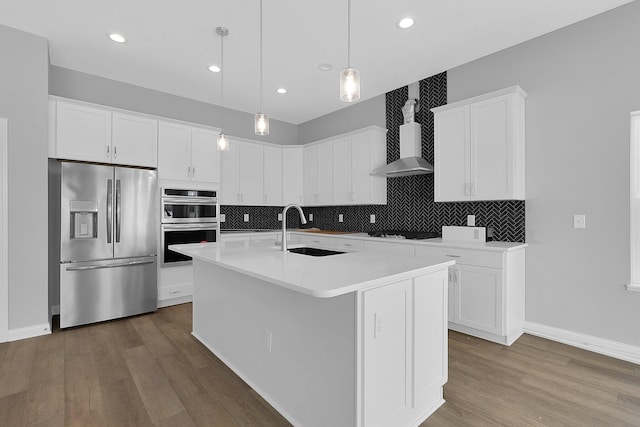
(0, 25, 49, 330)
(448, 1, 640, 346)
(49, 66, 299, 145)
(298, 95, 386, 144)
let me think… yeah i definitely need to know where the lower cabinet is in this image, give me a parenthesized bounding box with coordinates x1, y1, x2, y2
(416, 245, 525, 346)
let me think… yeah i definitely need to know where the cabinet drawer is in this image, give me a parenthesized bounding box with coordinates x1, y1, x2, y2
(363, 240, 415, 256)
(336, 238, 364, 250)
(415, 245, 504, 269)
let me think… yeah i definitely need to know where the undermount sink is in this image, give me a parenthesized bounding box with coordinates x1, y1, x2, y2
(288, 247, 346, 257)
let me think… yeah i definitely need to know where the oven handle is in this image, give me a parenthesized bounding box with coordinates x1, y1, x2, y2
(162, 223, 218, 231)
(161, 197, 218, 205)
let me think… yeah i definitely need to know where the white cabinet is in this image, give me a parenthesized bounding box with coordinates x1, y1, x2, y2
(415, 244, 525, 345)
(332, 128, 387, 205)
(52, 100, 158, 168)
(158, 121, 220, 183)
(263, 145, 283, 206)
(297, 234, 336, 248)
(361, 270, 447, 426)
(221, 139, 264, 205)
(432, 86, 526, 202)
(282, 147, 304, 205)
(303, 141, 333, 206)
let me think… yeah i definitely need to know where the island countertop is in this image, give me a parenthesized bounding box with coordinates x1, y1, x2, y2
(169, 243, 454, 298)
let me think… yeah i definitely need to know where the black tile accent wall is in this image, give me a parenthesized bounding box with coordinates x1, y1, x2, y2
(221, 72, 526, 242)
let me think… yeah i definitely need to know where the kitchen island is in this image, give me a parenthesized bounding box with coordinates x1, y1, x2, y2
(170, 242, 454, 427)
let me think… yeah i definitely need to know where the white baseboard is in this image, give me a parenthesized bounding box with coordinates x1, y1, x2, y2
(523, 321, 640, 365)
(157, 294, 193, 308)
(626, 283, 640, 292)
(7, 322, 51, 342)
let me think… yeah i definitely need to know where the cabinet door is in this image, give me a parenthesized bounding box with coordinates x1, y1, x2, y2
(56, 101, 112, 163)
(191, 127, 220, 183)
(112, 112, 158, 168)
(303, 146, 319, 205)
(282, 147, 303, 205)
(158, 121, 191, 181)
(238, 142, 264, 205)
(220, 139, 240, 205)
(434, 106, 470, 202)
(332, 137, 352, 205)
(471, 94, 513, 200)
(454, 264, 503, 335)
(263, 146, 283, 206)
(317, 142, 333, 205)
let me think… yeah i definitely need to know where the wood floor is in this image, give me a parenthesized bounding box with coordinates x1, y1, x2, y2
(0, 303, 638, 426)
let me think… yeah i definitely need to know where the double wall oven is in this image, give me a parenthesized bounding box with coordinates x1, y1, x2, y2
(161, 188, 218, 266)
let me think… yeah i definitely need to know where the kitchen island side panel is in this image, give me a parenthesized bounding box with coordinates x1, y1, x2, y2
(192, 259, 356, 427)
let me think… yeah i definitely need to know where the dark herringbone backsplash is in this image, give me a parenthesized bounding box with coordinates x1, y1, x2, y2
(221, 72, 526, 242)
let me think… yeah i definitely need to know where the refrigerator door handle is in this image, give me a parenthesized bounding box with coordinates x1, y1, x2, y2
(107, 179, 113, 243)
(115, 179, 122, 243)
(66, 259, 155, 271)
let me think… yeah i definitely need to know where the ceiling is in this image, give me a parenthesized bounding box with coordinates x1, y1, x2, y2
(0, 0, 633, 124)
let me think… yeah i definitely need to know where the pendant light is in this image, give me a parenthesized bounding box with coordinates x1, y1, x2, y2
(216, 26, 230, 151)
(255, 0, 269, 135)
(340, 0, 360, 102)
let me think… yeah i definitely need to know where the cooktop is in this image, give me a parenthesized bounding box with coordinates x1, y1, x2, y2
(367, 230, 440, 240)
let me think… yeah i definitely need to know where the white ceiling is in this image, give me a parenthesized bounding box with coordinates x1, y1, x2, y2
(0, 0, 633, 124)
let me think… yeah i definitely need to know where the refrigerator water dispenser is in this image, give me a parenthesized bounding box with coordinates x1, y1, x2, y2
(70, 200, 98, 239)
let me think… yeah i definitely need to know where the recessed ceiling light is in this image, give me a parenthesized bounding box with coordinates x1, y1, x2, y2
(318, 63, 333, 71)
(208, 65, 221, 73)
(397, 17, 415, 29)
(108, 33, 126, 43)
(276, 88, 287, 94)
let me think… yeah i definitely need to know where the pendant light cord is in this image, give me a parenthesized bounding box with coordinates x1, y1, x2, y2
(259, 0, 263, 113)
(220, 32, 225, 131)
(347, 0, 351, 68)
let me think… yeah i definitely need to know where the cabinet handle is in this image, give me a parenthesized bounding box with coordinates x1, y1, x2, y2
(446, 254, 461, 258)
(187, 166, 191, 177)
(106, 145, 110, 158)
(464, 183, 470, 196)
(113, 146, 117, 158)
(344, 243, 353, 247)
(192, 166, 196, 177)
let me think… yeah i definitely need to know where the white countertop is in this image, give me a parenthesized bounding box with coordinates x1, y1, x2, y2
(170, 243, 454, 298)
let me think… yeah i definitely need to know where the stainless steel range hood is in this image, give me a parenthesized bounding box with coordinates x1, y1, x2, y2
(371, 82, 434, 178)
(370, 121, 434, 177)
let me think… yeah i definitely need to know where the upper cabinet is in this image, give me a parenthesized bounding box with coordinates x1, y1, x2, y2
(332, 127, 387, 205)
(303, 141, 333, 206)
(220, 138, 264, 205)
(282, 147, 304, 205)
(158, 121, 220, 183)
(52, 100, 158, 168)
(432, 86, 526, 202)
(263, 145, 283, 206)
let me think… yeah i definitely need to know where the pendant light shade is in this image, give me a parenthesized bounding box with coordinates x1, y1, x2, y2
(340, 67, 360, 102)
(255, 0, 270, 135)
(340, 0, 360, 102)
(216, 26, 230, 151)
(255, 112, 269, 135)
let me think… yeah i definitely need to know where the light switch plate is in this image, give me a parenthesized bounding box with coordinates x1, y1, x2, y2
(278, 213, 282, 221)
(220, 214, 226, 222)
(309, 213, 313, 221)
(338, 213, 344, 222)
(573, 214, 586, 229)
(370, 214, 376, 224)
(243, 213, 249, 222)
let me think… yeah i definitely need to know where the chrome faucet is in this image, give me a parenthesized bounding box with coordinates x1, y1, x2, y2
(282, 204, 307, 252)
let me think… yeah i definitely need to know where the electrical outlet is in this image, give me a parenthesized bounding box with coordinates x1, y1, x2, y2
(309, 213, 313, 221)
(338, 213, 344, 222)
(220, 213, 226, 222)
(467, 215, 476, 226)
(278, 213, 283, 221)
(370, 214, 376, 224)
(264, 330, 272, 352)
(244, 213, 249, 222)
(573, 214, 586, 229)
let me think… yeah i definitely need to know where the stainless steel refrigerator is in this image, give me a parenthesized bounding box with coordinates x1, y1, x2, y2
(59, 162, 157, 328)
